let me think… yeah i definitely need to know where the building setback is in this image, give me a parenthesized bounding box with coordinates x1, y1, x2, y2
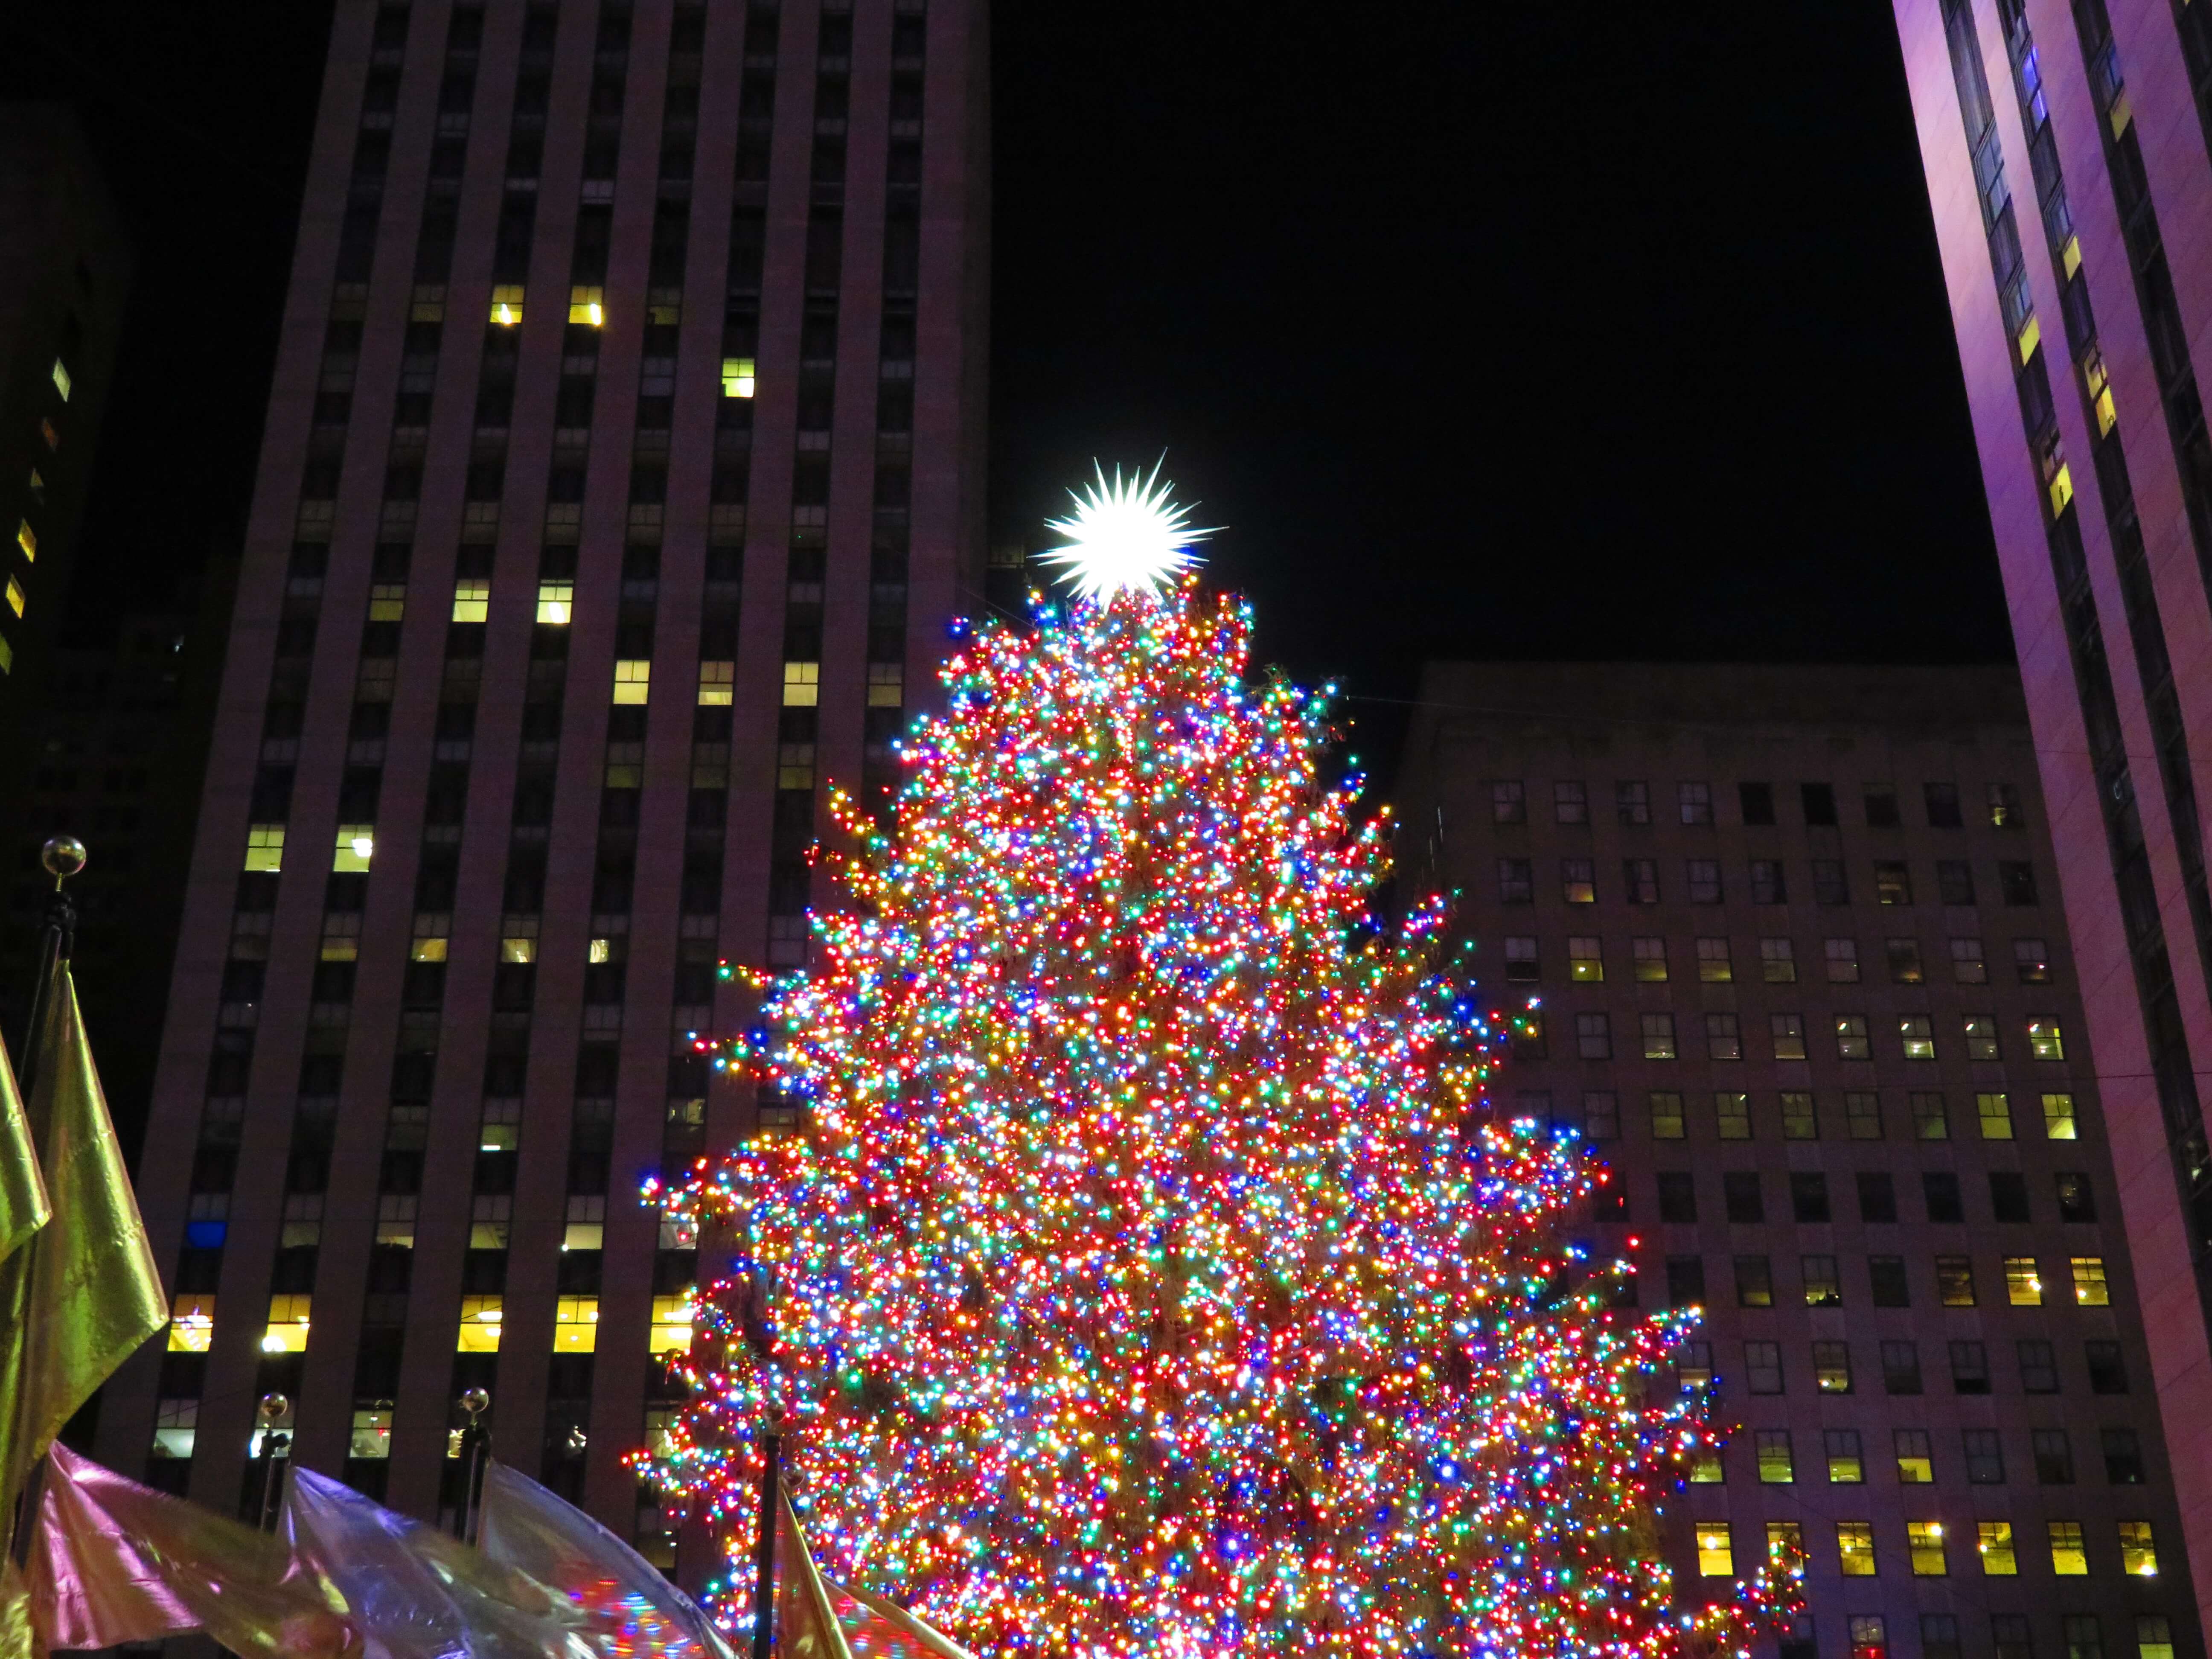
(1397, 664, 2200, 1659)
(1887, 0, 2212, 1636)
(94, 0, 988, 1575)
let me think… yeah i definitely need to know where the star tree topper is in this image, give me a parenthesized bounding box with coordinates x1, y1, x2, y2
(1036, 460, 1216, 601)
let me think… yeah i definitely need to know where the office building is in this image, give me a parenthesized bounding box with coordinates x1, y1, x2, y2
(96, 0, 988, 1574)
(1397, 663, 2198, 1659)
(1889, 0, 2212, 1631)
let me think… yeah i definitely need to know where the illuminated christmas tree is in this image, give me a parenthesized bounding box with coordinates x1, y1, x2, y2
(644, 470, 1800, 1657)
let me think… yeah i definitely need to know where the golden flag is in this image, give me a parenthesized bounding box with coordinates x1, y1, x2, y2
(0, 1034, 49, 1271)
(777, 1494, 856, 1659)
(827, 1578, 980, 1659)
(0, 968, 166, 1513)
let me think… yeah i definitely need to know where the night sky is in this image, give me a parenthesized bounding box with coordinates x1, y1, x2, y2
(7, 1, 2015, 774)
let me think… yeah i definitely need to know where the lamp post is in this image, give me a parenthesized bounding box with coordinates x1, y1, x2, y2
(751, 1421, 781, 1659)
(255, 1392, 292, 1532)
(453, 1387, 492, 1542)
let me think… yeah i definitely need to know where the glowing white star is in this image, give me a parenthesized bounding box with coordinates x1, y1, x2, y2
(1038, 462, 1215, 602)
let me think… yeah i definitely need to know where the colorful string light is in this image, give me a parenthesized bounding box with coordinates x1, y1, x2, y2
(639, 582, 1801, 1656)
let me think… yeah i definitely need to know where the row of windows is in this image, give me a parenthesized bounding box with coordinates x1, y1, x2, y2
(1501, 932, 2051, 985)
(163, 1287, 695, 1359)
(1684, 1336, 2131, 1397)
(1720, 1423, 2140, 1487)
(1812, 1610, 2174, 1659)
(1639, 1167, 2093, 1226)
(1550, 1010, 2066, 1066)
(1520, 1088, 2079, 1144)
(1694, 1515, 2159, 1580)
(1490, 778, 2023, 831)
(1658, 1252, 2107, 1310)
(1494, 856, 2037, 908)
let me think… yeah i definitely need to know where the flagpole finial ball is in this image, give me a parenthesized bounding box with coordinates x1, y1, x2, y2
(461, 1387, 491, 1419)
(259, 1393, 290, 1423)
(40, 836, 86, 881)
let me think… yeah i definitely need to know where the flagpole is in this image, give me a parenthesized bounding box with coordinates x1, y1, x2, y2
(5, 835, 84, 1569)
(752, 1423, 781, 1659)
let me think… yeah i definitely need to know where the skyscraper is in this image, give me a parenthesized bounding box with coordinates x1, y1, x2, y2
(95, 0, 988, 1572)
(1890, 0, 2212, 1628)
(1398, 662, 2200, 1659)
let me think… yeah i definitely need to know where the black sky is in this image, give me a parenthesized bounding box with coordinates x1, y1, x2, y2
(6, 0, 2014, 730)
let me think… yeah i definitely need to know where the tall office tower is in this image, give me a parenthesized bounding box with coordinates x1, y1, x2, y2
(96, 0, 987, 1569)
(1890, 0, 2212, 1629)
(0, 104, 129, 959)
(1397, 664, 2199, 1659)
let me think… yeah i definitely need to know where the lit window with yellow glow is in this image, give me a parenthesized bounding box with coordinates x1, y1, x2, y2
(244, 824, 285, 873)
(650, 1292, 694, 1355)
(451, 580, 490, 622)
(16, 520, 35, 562)
(2061, 234, 2083, 279)
(867, 661, 903, 707)
(536, 580, 573, 623)
(1567, 937, 1603, 981)
(2071, 1256, 2110, 1306)
(1977, 1091, 2014, 1140)
(2004, 1257, 2042, 1306)
(698, 660, 734, 704)
(2043, 1091, 2078, 1139)
(4, 576, 21, 618)
(2048, 1520, 2087, 1575)
(2029, 1019, 2066, 1060)
(350, 1406, 393, 1460)
(783, 660, 820, 707)
(1693, 1523, 1732, 1577)
(457, 1295, 504, 1351)
(167, 1294, 215, 1352)
(261, 1294, 311, 1353)
(2017, 312, 2041, 364)
(368, 582, 407, 620)
(568, 285, 605, 326)
(588, 936, 614, 964)
(501, 934, 537, 964)
(2049, 461, 2075, 515)
(50, 358, 71, 400)
(490, 285, 524, 326)
(1909, 1519, 1947, 1575)
(470, 1195, 511, 1249)
(411, 915, 450, 961)
(333, 824, 375, 872)
(564, 1195, 605, 1252)
(1836, 1522, 1875, 1576)
(721, 356, 756, 398)
(2084, 351, 2117, 435)
(477, 1101, 518, 1153)
(2119, 1520, 2158, 1576)
(613, 659, 651, 703)
(1975, 1521, 2014, 1575)
(554, 1296, 600, 1352)
(2141, 1616, 2176, 1659)
(320, 917, 360, 961)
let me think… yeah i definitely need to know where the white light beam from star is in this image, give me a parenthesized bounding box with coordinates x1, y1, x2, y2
(1037, 461, 1216, 602)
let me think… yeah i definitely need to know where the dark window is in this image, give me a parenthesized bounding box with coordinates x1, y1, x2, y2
(1744, 1340, 1784, 1394)
(1989, 1171, 2030, 1222)
(1733, 1254, 1773, 1307)
(1998, 861, 2040, 905)
(2032, 1428, 2073, 1482)
(1864, 784, 1901, 827)
(1738, 781, 1775, 824)
(1922, 1616, 1962, 1659)
(2056, 1172, 2096, 1222)
(1923, 1172, 1964, 1223)
(1723, 1172, 1763, 1224)
(1811, 859, 1850, 905)
(1491, 780, 1526, 824)
(1924, 782, 1964, 827)
(1686, 859, 1722, 903)
(2019, 1339, 2059, 1394)
(2085, 1341, 2128, 1394)
(1666, 1255, 1706, 1307)
(1936, 859, 1976, 905)
(1496, 858, 1532, 905)
(1801, 782, 1838, 825)
(1656, 1172, 1697, 1223)
(1873, 860, 1913, 905)
(1949, 1339, 1990, 1394)
(1882, 1340, 1923, 1394)
(1622, 859, 1659, 904)
(1856, 1171, 1897, 1222)
(1749, 860, 1787, 904)
(1789, 1173, 1830, 1223)
(1616, 780, 1650, 824)
(1869, 1256, 1910, 1306)
(2101, 1427, 2143, 1482)
(1962, 1428, 2004, 1483)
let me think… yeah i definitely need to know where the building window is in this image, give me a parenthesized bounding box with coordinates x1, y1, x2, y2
(2055, 1168, 2094, 1219)
(2117, 1521, 2158, 1578)
(1554, 780, 1587, 823)
(1650, 1091, 1685, 1140)
(151, 1399, 198, 1460)
(2047, 1520, 2088, 1575)
(1824, 938, 1860, 982)
(1873, 861, 1912, 905)
(1936, 1257, 1976, 1307)
(695, 660, 736, 705)
(568, 284, 606, 325)
(1756, 1430, 1794, 1483)
(2028, 1018, 2065, 1060)
(1963, 1429, 2004, 1484)
(1956, 1013, 1997, 1060)
(1491, 780, 1525, 823)
(1987, 782, 2020, 827)
(1781, 1091, 1816, 1139)
(1679, 781, 1713, 824)
(1760, 937, 1795, 981)
(333, 824, 375, 872)
(650, 1293, 694, 1354)
(490, 284, 524, 325)
(1923, 781, 1963, 826)
(721, 355, 757, 397)
(1847, 1092, 1882, 1140)
(244, 823, 286, 873)
(1567, 937, 1602, 981)
(1738, 780, 1776, 824)
(1497, 859, 1532, 905)
(1657, 1173, 1697, 1222)
(2084, 1338, 2129, 1391)
(15, 518, 38, 563)
(1977, 1091, 2014, 1139)
(1900, 1520, 1945, 1575)
(2071, 1256, 2109, 1306)
(1929, 858, 1975, 907)
(166, 1294, 215, 1353)
(1616, 780, 1649, 824)
(612, 660, 652, 703)
(1803, 1254, 1841, 1307)
(1882, 1342, 1923, 1396)
(1834, 1015, 1869, 1060)
(535, 580, 574, 623)
(451, 580, 490, 622)
(1560, 859, 1595, 904)
(1622, 859, 1659, 904)
(1950, 1340, 1990, 1394)
(1894, 1429, 1933, 1483)
(457, 1295, 504, 1351)
(1812, 859, 1850, 905)
(1825, 1430, 1863, 1483)
(868, 663, 904, 707)
(1998, 861, 2039, 905)
(1725, 1173, 1763, 1223)
(4, 575, 22, 618)
(1949, 937, 1986, 982)
(1744, 1341, 1783, 1394)
(1631, 935, 1667, 980)
(782, 660, 821, 707)
(1665, 1255, 1705, 1306)
(1885, 938, 1924, 984)
(1706, 1015, 1742, 1062)
(1695, 1523, 1733, 1576)
(1574, 1012, 1610, 1060)
(1684, 859, 1720, 903)
(1715, 1091, 1751, 1139)
(2012, 937, 2051, 982)
(1912, 1091, 1949, 1140)
(1836, 1522, 1876, 1576)
(1899, 1016, 1935, 1060)
(1583, 1091, 1620, 1139)
(2005, 1257, 2042, 1305)
(1869, 1256, 1909, 1306)
(1975, 1522, 2014, 1576)
(1641, 1013, 1676, 1060)
(1502, 937, 1539, 983)
(1696, 937, 1732, 982)
(1770, 1013, 1806, 1060)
